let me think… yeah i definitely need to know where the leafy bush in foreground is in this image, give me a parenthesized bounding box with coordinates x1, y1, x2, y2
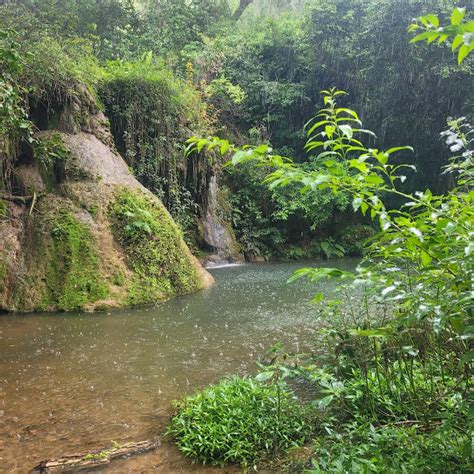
(308, 422, 472, 473)
(167, 377, 314, 466)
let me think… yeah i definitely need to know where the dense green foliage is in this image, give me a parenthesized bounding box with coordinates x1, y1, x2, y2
(190, 0, 472, 192)
(223, 162, 353, 259)
(194, 85, 473, 351)
(2, 0, 471, 259)
(0, 29, 33, 191)
(0, 28, 101, 193)
(186, 20, 473, 465)
(308, 422, 470, 472)
(409, 7, 474, 64)
(167, 376, 314, 466)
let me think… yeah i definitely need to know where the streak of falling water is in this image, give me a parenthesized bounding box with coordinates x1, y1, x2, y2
(0, 258, 359, 472)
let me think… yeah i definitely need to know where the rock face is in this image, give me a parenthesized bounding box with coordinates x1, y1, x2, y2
(0, 94, 213, 313)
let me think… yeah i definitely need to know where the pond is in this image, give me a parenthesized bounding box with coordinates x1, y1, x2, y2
(0, 258, 358, 472)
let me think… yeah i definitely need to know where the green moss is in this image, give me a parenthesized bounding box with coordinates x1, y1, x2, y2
(0, 199, 7, 217)
(109, 188, 200, 304)
(42, 210, 108, 310)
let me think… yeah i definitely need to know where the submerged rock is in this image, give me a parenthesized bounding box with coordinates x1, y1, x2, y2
(0, 91, 213, 312)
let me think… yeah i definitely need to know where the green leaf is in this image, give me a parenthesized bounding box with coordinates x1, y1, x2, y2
(339, 124, 353, 139)
(255, 144, 269, 154)
(354, 128, 377, 138)
(438, 34, 449, 44)
(409, 227, 424, 241)
(255, 371, 274, 382)
(458, 44, 473, 64)
(424, 14, 439, 28)
(420, 250, 432, 267)
(317, 395, 334, 409)
(364, 175, 385, 186)
(306, 120, 330, 136)
(374, 151, 389, 165)
(410, 31, 433, 43)
(460, 350, 474, 364)
(452, 35, 463, 52)
(196, 138, 207, 153)
(220, 141, 230, 155)
(310, 292, 324, 303)
(465, 243, 474, 257)
(336, 107, 359, 120)
(349, 159, 368, 173)
(451, 7, 465, 26)
(386, 146, 414, 154)
(465, 20, 474, 33)
(231, 149, 253, 165)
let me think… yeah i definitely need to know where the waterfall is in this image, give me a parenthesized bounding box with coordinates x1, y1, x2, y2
(200, 175, 243, 267)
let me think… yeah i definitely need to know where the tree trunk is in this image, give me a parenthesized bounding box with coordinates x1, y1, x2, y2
(232, 0, 254, 21)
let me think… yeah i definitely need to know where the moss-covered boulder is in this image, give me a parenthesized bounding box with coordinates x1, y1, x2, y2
(0, 113, 213, 312)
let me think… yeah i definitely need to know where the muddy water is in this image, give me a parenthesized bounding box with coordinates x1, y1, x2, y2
(0, 259, 358, 473)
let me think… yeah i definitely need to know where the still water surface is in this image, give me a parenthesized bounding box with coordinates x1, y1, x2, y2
(1, 259, 358, 472)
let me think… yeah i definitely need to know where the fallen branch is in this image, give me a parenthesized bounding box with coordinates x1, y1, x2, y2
(32, 440, 160, 472)
(0, 194, 34, 204)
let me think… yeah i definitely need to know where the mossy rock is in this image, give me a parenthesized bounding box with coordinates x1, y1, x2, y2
(1, 186, 211, 312)
(0, 102, 213, 312)
(43, 209, 109, 310)
(8, 198, 109, 311)
(109, 188, 203, 304)
(0, 199, 7, 217)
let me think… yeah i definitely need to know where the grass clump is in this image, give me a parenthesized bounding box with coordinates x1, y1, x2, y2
(44, 210, 108, 310)
(167, 376, 315, 467)
(21, 35, 101, 108)
(109, 188, 200, 304)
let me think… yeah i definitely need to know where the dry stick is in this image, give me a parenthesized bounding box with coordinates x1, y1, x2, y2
(29, 191, 37, 216)
(0, 194, 34, 203)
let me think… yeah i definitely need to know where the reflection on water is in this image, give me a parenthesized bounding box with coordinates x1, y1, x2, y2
(0, 259, 358, 472)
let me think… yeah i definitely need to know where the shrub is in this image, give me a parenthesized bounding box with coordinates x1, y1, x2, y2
(309, 422, 472, 473)
(21, 35, 101, 106)
(167, 376, 314, 467)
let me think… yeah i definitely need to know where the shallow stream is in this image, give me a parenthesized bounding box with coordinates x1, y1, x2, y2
(1, 259, 358, 472)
